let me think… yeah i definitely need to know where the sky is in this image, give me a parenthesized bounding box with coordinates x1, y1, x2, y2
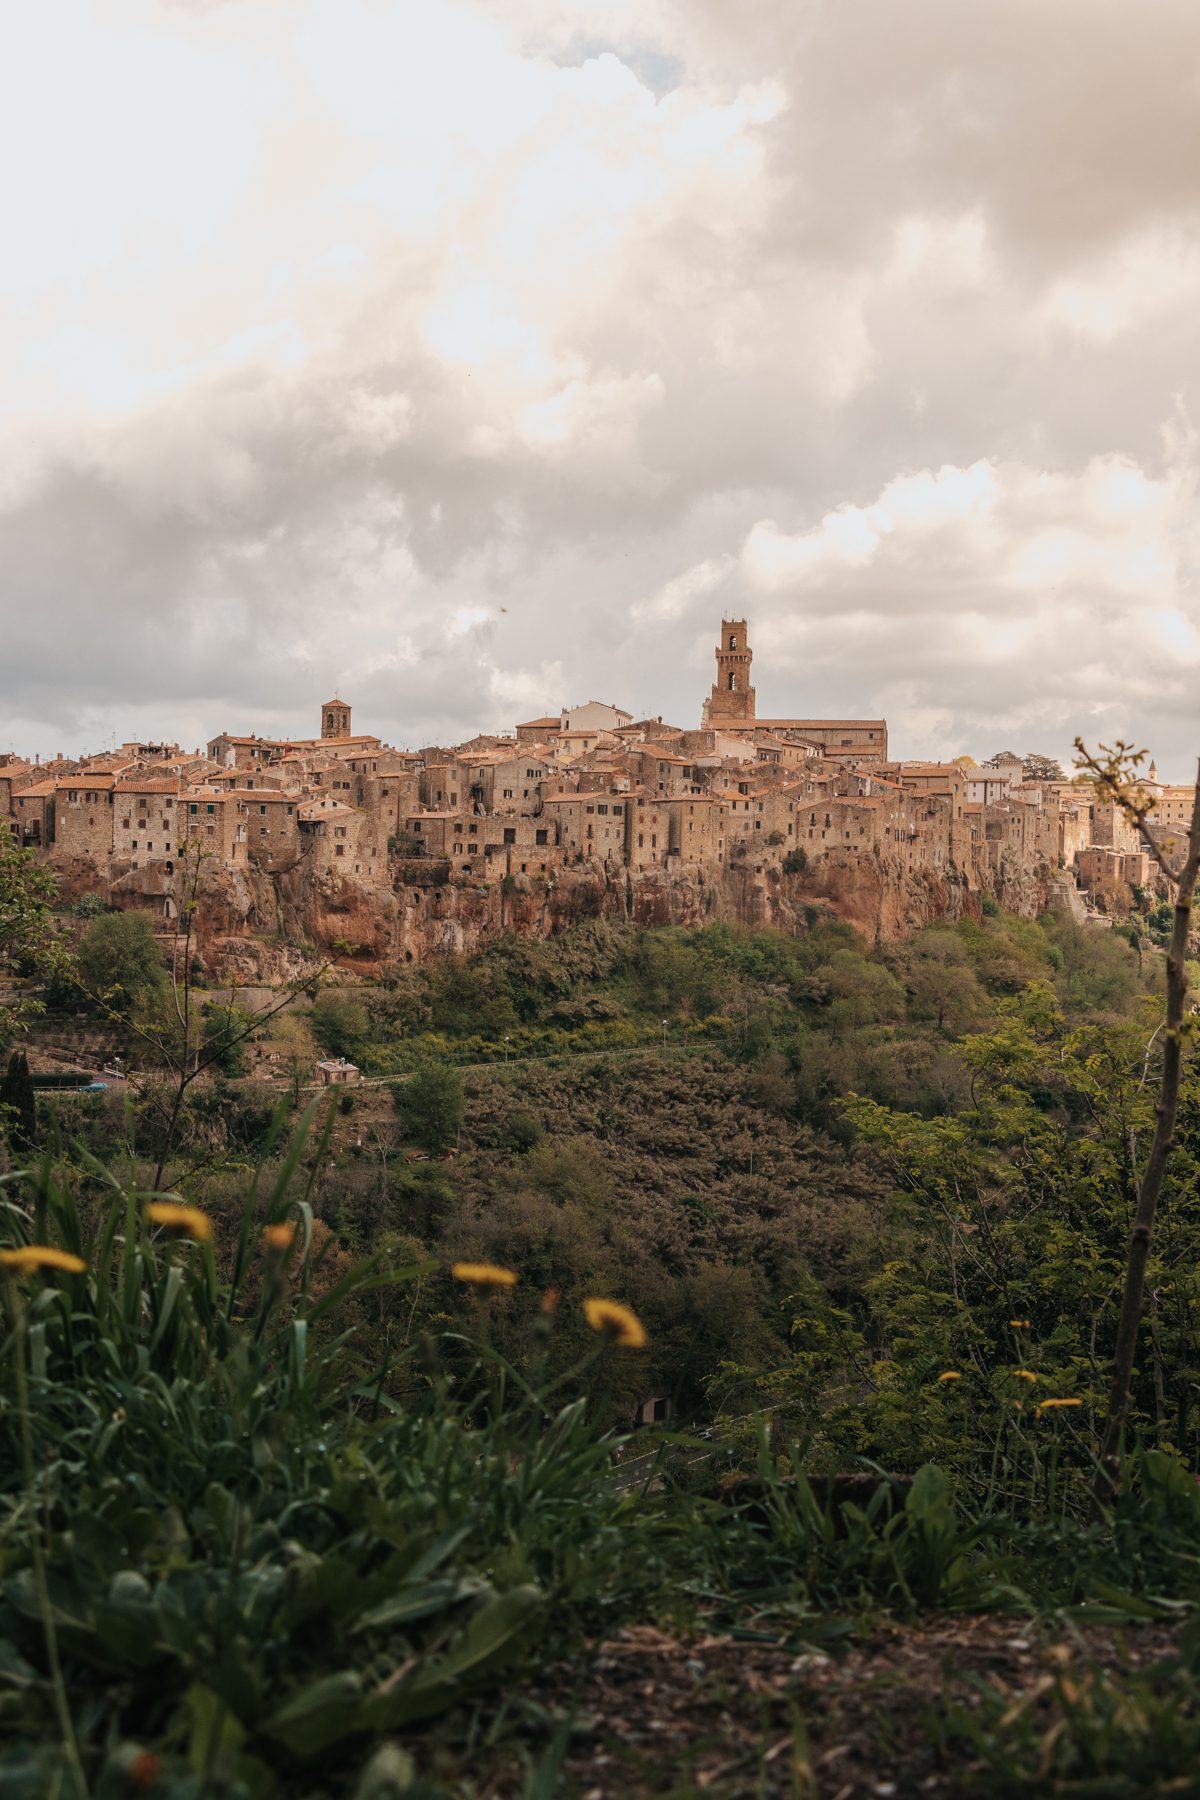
(3, 0, 1200, 776)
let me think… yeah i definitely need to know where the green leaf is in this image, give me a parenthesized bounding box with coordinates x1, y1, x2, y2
(353, 1743, 417, 1800)
(185, 1680, 246, 1776)
(262, 1669, 365, 1756)
(352, 1575, 486, 1634)
(906, 1464, 951, 1520)
(361, 1585, 544, 1729)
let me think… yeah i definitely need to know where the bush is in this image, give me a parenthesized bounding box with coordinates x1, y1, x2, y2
(310, 988, 371, 1059)
(76, 909, 164, 1018)
(502, 1111, 543, 1153)
(393, 1062, 465, 1153)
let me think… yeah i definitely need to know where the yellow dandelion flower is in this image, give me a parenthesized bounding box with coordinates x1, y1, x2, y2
(1013, 1369, 1039, 1382)
(937, 1370, 962, 1382)
(262, 1223, 297, 1252)
(583, 1297, 647, 1348)
(146, 1201, 212, 1242)
(451, 1261, 518, 1291)
(0, 1245, 86, 1276)
(1009, 1319, 1033, 1329)
(1035, 1398, 1083, 1416)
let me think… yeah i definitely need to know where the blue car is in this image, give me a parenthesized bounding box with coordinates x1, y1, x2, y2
(78, 1081, 109, 1094)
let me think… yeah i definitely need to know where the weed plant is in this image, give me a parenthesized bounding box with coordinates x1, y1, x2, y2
(3, 1108, 1200, 1796)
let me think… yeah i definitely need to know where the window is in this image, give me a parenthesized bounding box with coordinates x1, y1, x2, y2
(335, 844, 344, 856)
(597, 803, 608, 814)
(259, 804, 267, 815)
(131, 839, 138, 849)
(613, 805, 623, 816)
(207, 804, 215, 815)
(190, 804, 197, 816)
(260, 827, 268, 837)
(468, 822, 478, 835)
(651, 834, 657, 848)
(503, 827, 516, 845)
(535, 829, 547, 846)
(586, 804, 594, 814)
(729, 633, 736, 650)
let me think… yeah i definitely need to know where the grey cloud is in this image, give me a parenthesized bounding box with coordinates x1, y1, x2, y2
(3, 0, 1200, 780)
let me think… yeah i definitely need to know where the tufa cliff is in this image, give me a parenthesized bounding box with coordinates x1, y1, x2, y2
(169, 848, 1030, 980)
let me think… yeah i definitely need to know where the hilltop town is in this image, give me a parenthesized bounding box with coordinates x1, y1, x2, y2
(2, 619, 1190, 969)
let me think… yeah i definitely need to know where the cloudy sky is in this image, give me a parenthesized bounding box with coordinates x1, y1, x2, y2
(4, 0, 1200, 774)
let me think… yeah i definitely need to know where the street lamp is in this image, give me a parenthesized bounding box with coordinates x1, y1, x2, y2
(661, 1018, 668, 1051)
(504, 1035, 511, 1066)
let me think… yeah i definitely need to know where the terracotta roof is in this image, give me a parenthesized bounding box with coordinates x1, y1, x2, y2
(299, 800, 358, 820)
(757, 719, 887, 731)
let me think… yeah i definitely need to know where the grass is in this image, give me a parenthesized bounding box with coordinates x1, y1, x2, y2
(2, 1108, 1200, 1796)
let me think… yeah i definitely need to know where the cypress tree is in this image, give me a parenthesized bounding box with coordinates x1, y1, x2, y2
(0, 1050, 36, 1156)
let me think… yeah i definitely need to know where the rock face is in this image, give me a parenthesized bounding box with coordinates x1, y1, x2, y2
(182, 845, 1045, 979)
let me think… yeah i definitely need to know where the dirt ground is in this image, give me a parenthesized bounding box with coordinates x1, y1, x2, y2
(517, 1612, 1190, 1798)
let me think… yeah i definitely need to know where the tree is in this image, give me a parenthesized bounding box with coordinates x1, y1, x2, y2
(0, 1050, 36, 1155)
(904, 935, 986, 1034)
(393, 1064, 465, 1155)
(77, 910, 164, 1019)
(73, 845, 333, 1188)
(271, 1010, 318, 1105)
(1023, 752, 1065, 783)
(1075, 740, 1200, 1503)
(0, 843, 65, 1044)
(311, 989, 371, 1061)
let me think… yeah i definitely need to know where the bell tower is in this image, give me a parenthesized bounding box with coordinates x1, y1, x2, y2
(321, 696, 351, 739)
(703, 619, 756, 725)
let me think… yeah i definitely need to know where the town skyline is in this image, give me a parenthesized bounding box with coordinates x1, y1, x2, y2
(3, 607, 1194, 785)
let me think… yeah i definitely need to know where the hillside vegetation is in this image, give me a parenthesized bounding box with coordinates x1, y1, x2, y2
(4, 903, 1200, 1795)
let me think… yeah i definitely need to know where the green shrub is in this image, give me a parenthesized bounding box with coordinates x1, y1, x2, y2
(393, 1063, 465, 1154)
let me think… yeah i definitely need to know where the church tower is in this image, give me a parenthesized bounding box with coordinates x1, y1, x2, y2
(321, 696, 351, 739)
(702, 619, 756, 726)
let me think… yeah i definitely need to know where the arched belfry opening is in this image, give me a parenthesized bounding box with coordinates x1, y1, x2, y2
(703, 618, 756, 726)
(321, 697, 352, 740)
